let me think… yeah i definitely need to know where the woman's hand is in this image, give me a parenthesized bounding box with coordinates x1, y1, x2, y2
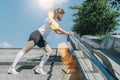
(68, 31, 74, 36)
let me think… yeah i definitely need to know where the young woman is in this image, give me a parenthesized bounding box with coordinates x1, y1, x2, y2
(8, 8, 74, 74)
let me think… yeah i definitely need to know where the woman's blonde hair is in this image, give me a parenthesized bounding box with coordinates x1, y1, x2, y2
(54, 8, 65, 15)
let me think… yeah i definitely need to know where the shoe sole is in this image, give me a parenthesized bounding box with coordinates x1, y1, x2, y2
(8, 72, 18, 74)
(33, 69, 40, 74)
(8, 70, 18, 74)
(33, 69, 47, 75)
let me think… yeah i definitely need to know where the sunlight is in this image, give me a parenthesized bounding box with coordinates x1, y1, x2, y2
(38, 0, 54, 10)
(38, 0, 68, 10)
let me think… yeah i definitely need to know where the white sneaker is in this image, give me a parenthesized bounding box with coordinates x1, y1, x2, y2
(8, 67, 19, 74)
(34, 68, 47, 75)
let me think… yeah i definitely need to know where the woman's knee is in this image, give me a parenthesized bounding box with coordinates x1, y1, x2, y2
(45, 44, 52, 54)
(44, 48, 52, 56)
(21, 49, 28, 54)
(48, 49, 53, 54)
(22, 41, 35, 53)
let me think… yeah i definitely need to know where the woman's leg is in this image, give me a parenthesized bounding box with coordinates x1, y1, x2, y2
(35, 44, 52, 74)
(12, 40, 35, 67)
(39, 44, 52, 67)
(8, 40, 35, 74)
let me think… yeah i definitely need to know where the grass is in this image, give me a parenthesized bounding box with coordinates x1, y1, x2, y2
(96, 35, 106, 40)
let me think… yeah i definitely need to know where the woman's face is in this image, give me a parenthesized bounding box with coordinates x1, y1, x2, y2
(57, 13, 64, 21)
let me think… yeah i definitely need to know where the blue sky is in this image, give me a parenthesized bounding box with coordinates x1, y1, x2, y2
(0, 0, 120, 48)
(0, 0, 84, 48)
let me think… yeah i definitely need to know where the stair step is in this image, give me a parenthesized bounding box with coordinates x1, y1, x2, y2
(0, 68, 64, 75)
(0, 74, 64, 80)
(0, 64, 65, 80)
(85, 73, 105, 80)
(0, 48, 57, 63)
(0, 64, 64, 74)
(74, 50, 105, 80)
(0, 63, 62, 69)
(0, 55, 61, 65)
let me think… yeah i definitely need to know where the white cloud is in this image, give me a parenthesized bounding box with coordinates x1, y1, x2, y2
(0, 42, 12, 48)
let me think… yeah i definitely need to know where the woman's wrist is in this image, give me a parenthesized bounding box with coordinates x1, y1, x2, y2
(68, 31, 74, 35)
(66, 32, 70, 35)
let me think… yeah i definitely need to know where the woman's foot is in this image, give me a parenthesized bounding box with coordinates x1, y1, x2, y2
(8, 67, 18, 74)
(34, 66, 47, 75)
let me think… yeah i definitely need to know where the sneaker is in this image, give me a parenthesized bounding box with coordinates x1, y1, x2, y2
(34, 68, 47, 75)
(8, 67, 19, 74)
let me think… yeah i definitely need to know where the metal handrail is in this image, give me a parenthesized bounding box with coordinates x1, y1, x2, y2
(67, 34, 117, 80)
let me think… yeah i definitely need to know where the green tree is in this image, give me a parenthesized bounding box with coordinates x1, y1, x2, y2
(70, 0, 120, 36)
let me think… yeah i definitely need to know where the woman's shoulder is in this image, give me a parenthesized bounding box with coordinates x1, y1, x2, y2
(48, 11, 54, 19)
(46, 17, 56, 23)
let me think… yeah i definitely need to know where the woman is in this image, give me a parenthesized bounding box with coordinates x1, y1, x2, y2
(8, 8, 74, 74)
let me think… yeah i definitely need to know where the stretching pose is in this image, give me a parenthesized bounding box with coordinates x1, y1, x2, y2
(8, 8, 74, 74)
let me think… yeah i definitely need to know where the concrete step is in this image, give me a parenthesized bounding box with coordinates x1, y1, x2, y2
(0, 56, 61, 65)
(0, 62, 63, 73)
(74, 50, 105, 80)
(0, 66, 64, 75)
(0, 48, 58, 63)
(0, 74, 65, 80)
(0, 55, 61, 61)
(0, 62, 65, 80)
(84, 72, 105, 80)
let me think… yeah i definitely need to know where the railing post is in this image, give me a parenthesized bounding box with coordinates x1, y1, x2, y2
(67, 35, 70, 42)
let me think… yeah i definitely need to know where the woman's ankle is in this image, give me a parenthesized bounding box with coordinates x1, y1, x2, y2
(37, 66, 42, 69)
(10, 66, 16, 69)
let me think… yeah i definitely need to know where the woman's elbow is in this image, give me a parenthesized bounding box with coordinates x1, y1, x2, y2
(54, 30, 61, 34)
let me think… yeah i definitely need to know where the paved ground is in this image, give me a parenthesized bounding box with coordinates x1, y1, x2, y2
(0, 48, 66, 80)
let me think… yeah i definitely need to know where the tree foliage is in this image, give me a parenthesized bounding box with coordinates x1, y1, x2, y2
(109, 0, 120, 10)
(70, 0, 120, 36)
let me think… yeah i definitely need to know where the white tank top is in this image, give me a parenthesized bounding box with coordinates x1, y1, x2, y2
(38, 17, 56, 39)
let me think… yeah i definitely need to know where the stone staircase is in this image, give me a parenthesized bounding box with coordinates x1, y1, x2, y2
(73, 50, 105, 80)
(0, 63, 65, 80)
(0, 48, 66, 80)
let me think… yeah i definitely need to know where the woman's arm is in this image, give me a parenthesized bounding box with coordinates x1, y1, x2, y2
(54, 27, 74, 35)
(50, 22, 74, 35)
